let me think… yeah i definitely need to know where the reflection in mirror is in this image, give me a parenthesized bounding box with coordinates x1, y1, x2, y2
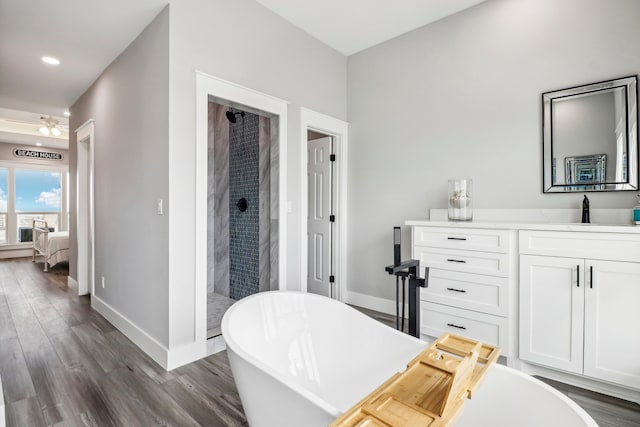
(543, 76, 638, 193)
(565, 154, 606, 187)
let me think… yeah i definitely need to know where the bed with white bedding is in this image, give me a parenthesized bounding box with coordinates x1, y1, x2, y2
(32, 219, 69, 272)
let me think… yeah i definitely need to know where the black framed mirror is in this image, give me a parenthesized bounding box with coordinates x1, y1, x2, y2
(542, 75, 638, 193)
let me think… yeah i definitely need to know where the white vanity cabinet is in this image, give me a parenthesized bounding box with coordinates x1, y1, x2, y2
(519, 254, 585, 374)
(519, 230, 640, 390)
(411, 226, 515, 356)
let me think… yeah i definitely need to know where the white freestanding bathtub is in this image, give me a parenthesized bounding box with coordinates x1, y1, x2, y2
(221, 291, 597, 427)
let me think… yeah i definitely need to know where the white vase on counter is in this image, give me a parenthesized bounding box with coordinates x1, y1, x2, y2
(448, 179, 473, 221)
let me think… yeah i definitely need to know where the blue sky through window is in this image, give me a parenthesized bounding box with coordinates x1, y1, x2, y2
(0, 169, 7, 212)
(15, 169, 61, 212)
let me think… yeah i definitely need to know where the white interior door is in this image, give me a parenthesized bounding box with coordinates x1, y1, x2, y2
(307, 136, 333, 297)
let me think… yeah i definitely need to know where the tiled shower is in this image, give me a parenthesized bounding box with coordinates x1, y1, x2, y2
(207, 100, 278, 338)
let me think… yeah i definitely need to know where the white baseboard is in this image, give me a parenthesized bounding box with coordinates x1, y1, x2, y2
(345, 291, 406, 316)
(67, 276, 78, 288)
(167, 340, 207, 371)
(0, 249, 32, 259)
(91, 296, 169, 369)
(91, 295, 207, 371)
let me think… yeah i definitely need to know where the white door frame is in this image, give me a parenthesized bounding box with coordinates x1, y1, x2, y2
(76, 119, 95, 296)
(195, 70, 289, 346)
(300, 108, 348, 301)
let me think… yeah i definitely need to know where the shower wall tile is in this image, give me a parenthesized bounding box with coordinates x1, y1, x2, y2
(269, 118, 279, 290)
(207, 103, 216, 294)
(213, 103, 230, 297)
(229, 111, 260, 300)
(259, 116, 271, 188)
(270, 119, 279, 220)
(270, 219, 279, 290)
(209, 101, 278, 300)
(259, 116, 271, 293)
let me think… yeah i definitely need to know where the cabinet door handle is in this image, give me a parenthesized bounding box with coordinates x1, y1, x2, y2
(447, 323, 466, 330)
(446, 259, 466, 263)
(590, 265, 593, 289)
(447, 237, 467, 241)
(446, 287, 467, 293)
(577, 264, 580, 287)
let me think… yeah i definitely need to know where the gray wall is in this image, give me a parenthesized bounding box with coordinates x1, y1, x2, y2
(69, 8, 170, 345)
(346, 0, 640, 301)
(167, 0, 347, 347)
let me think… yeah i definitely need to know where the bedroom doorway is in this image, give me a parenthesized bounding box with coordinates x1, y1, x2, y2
(76, 119, 95, 296)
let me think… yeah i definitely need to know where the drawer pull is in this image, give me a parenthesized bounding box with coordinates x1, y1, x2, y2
(447, 323, 467, 330)
(446, 287, 467, 293)
(577, 264, 580, 287)
(446, 259, 467, 263)
(447, 237, 467, 241)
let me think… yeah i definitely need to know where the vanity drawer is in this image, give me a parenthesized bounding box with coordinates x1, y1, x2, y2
(519, 230, 640, 262)
(413, 227, 511, 253)
(420, 302, 510, 356)
(417, 247, 510, 277)
(421, 269, 508, 316)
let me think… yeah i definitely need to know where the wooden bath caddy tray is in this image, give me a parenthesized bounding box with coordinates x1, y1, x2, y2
(330, 333, 500, 427)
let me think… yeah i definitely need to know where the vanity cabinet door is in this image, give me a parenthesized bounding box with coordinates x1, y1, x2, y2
(584, 260, 640, 389)
(519, 255, 584, 374)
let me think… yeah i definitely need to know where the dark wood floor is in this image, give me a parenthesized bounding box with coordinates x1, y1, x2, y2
(1, 258, 638, 426)
(0, 259, 247, 426)
(536, 376, 640, 427)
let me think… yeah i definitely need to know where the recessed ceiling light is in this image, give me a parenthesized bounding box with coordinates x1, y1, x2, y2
(36, 142, 43, 147)
(41, 56, 60, 65)
(64, 111, 71, 117)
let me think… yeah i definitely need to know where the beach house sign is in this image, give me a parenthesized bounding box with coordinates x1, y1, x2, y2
(14, 148, 64, 161)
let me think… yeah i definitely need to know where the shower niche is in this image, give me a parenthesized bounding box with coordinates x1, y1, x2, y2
(207, 98, 279, 338)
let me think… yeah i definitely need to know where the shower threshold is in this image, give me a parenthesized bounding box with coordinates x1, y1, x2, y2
(207, 292, 236, 339)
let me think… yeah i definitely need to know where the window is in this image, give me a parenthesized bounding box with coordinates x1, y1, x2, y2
(0, 164, 68, 245)
(16, 169, 61, 241)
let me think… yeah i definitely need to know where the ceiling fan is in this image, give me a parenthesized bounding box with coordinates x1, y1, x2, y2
(38, 116, 62, 137)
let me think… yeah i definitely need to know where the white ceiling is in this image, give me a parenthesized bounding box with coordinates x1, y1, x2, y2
(255, 0, 486, 56)
(0, 0, 169, 117)
(0, 0, 169, 148)
(0, 0, 484, 148)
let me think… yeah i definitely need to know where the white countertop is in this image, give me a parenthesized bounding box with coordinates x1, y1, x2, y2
(405, 219, 640, 233)
(407, 208, 640, 233)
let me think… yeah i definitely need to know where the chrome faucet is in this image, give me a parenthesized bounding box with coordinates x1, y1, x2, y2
(582, 195, 590, 223)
